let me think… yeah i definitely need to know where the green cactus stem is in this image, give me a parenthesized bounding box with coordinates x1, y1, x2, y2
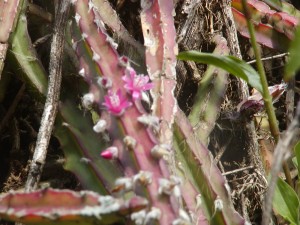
(188, 35, 229, 145)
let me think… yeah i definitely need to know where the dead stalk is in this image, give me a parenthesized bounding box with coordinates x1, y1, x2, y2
(25, 0, 71, 191)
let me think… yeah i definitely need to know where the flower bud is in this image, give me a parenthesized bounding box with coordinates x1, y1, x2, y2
(100, 146, 118, 160)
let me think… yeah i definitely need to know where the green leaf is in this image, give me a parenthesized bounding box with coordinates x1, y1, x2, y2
(284, 26, 300, 81)
(273, 177, 300, 225)
(177, 51, 263, 93)
(294, 141, 300, 176)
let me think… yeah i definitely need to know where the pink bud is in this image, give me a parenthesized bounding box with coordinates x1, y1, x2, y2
(100, 146, 118, 159)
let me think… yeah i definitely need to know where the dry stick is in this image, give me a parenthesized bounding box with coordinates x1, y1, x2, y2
(247, 53, 289, 64)
(222, 166, 254, 176)
(262, 102, 300, 225)
(25, 0, 71, 191)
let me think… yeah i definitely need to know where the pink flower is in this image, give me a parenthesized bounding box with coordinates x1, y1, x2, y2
(103, 89, 131, 116)
(122, 68, 154, 100)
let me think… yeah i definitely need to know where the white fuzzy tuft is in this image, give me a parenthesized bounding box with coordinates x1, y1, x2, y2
(93, 119, 107, 133)
(78, 68, 85, 77)
(82, 93, 94, 108)
(115, 177, 133, 191)
(133, 171, 152, 186)
(144, 207, 161, 224)
(123, 136, 137, 150)
(131, 210, 146, 225)
(214, 196, 223, 212)
(82, 33, 88, 39)
(75, 13, 81, 24)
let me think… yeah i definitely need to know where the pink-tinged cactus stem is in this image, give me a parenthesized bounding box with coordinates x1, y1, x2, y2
(72, 13, 138, 179)
(0, 188, 148, 224)
(175, 109, 245, 225)
(74, 0, 177, 223)
(231, 7, 290, 51)
(141, 0, 178, 145)
(140, 0, 182, 219)
(232, 0, 274, 22)
(0, 0, 21, 78)
(231, 0, 299, 50)
(0, 0, 20, 42)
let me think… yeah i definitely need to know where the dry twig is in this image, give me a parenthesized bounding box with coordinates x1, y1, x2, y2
(25, 0, 71, 191)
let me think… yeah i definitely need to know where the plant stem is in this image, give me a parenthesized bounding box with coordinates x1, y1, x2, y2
(241, 0, 293, 187)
